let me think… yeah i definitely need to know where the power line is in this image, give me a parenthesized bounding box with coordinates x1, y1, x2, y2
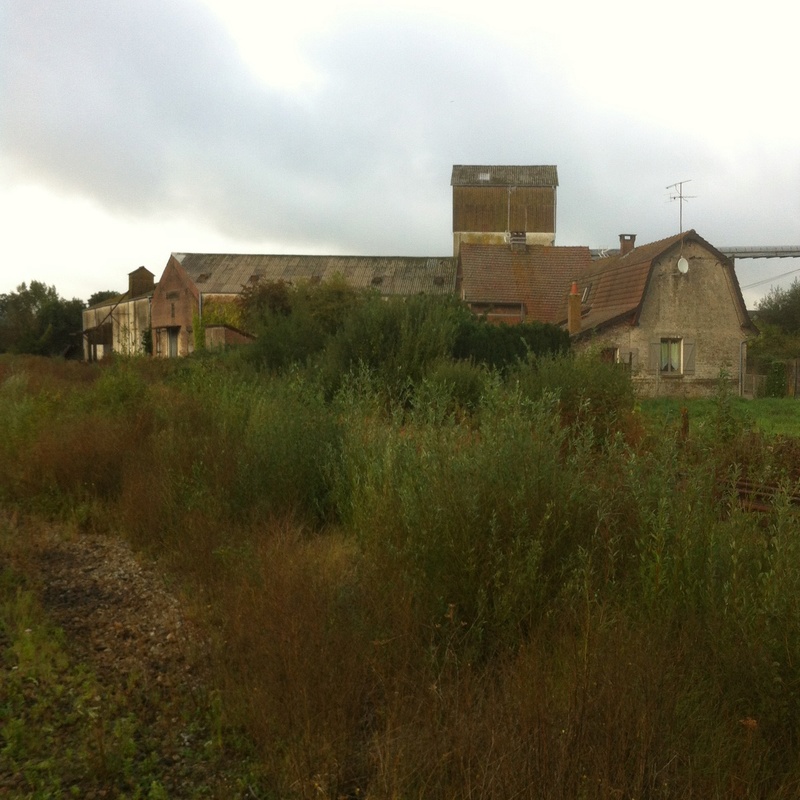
(740, 265, 800, 290)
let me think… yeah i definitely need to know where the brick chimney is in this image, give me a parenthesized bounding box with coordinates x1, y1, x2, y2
(619, 234, 636, 256)
(567, 280, 581, 335)
(128, 267, 155, 298)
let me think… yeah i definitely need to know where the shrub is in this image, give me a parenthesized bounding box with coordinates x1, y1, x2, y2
(511, 349, 636, 440)
(333, 382, 610, 657)
(453, 317, 569, 369)
(414, 359, 489, 418)
(238, 277, 369, 372)
(319, 294, 467, 401)
(765, 360, 787, 397)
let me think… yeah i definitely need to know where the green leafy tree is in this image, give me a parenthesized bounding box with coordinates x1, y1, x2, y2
(87, 289, 120, 307)
(750, 280, 800, 376)
(238, 277, 371, 371)
(757, 278, 800, 333)
(453, 317, 570, 370)
(0, 281, 85, 356)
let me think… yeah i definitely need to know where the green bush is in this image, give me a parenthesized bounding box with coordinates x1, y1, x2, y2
(414, 359, 489, 418)
(319, 294, 467, 401)
(333, 382, 610, 657)
(765, 360, 787, 397)
(238, 277, 369, 372)
(453, 317, 569, 369)
(511, 349, 636, 439)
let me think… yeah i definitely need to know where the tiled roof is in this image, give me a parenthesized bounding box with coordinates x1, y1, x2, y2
(451, 165, 558, 187)
(575, 230, 754, 333)
(171, 253, 457, 297)
(459, 244, 592, 323)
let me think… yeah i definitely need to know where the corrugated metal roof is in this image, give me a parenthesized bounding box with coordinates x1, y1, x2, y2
(459, 244, 592, 323)
(451, 165, 559, 187)
(718, 246, 800, 259)
(172, 253, 457, 297)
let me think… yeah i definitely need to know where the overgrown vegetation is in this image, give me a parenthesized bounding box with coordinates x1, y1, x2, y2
(0, 516, 261, 799)
(749, 278, 800, 395)
(3, 285, 800, 797)
(235, 280, 569, 400)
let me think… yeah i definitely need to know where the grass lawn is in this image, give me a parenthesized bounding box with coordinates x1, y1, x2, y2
(639, 395, 800, 437)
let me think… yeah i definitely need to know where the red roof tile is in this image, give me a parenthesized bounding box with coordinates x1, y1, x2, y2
(459, 244, 592, 323)
(576, 230, 754, 333)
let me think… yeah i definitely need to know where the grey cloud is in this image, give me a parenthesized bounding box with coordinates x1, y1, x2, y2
(3, 1, 581, 253)
(2, 0, 798, 289)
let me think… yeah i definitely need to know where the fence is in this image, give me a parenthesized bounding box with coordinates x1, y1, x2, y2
(742, 372, 766, 399)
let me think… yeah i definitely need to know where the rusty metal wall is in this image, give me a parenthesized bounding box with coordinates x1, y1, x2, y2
(452, 186, 555, 234)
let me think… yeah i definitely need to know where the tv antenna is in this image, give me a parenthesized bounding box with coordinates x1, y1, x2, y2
(666, 179, 696, 234)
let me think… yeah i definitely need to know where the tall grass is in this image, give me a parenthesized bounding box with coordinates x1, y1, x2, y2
(4, 353, 800, 797)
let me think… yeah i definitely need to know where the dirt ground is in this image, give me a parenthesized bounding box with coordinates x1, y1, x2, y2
(34, 528, 199, 696)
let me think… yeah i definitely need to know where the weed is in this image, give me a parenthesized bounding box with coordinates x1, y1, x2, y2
(4, 352, 800, 797)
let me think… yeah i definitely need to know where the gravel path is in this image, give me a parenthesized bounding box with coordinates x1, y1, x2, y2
(2, 516, 257, 798)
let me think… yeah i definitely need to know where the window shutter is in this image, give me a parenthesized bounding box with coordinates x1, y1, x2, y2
(684, 341, 696, 374)
(649, 342, 661, 373)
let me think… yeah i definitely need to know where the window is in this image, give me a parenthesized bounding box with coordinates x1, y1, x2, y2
(660, 338, 682, 374)
(600, 346, 619, 364)
(649, 340, 695, 375)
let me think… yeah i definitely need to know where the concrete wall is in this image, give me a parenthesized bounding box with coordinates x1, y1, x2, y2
(453, 230, 555, 256)
(82, 296, 151, 360)
(578, 240, 751, 397)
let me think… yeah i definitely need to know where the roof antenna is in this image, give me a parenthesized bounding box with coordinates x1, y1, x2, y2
(666, 179, 695, 234)
(667, 179, 695, 273)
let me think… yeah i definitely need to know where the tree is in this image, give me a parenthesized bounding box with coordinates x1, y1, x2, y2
(756, 278, 800, 333)
(87, 289, 120, 307)
(749, 279, 800, 373)
(0, 281, 85, 356)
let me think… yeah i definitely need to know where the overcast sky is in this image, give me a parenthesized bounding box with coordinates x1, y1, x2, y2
(2, 0, 799, 307)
